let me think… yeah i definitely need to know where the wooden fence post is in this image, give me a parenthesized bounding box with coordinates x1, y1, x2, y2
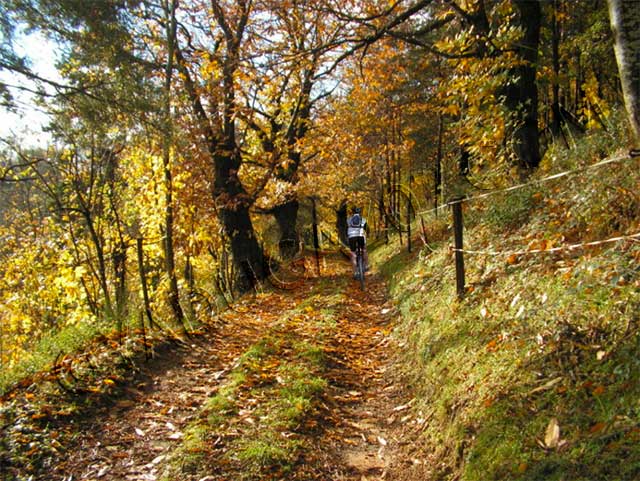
(451, 198, 465, 299)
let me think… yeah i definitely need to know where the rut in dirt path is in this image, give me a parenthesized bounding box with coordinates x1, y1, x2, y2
(316, 268, 409, 481)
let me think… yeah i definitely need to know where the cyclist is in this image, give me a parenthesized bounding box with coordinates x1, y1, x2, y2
(346, 206, 369, 277)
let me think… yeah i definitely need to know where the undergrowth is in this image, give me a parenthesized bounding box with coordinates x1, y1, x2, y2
(375, 122, 640, 480)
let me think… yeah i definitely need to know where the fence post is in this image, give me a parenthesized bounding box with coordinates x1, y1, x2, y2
(451, 197, 465, 299)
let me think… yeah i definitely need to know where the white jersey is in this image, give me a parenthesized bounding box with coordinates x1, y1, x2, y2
(347, 214, 366, 238)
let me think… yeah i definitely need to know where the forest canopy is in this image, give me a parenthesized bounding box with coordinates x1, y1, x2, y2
(1, 0, 638, 372)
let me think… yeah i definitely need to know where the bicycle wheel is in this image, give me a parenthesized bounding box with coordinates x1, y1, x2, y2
(356, 250, 365, 291)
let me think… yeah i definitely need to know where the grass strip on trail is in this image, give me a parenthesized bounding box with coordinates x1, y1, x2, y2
(161, 277, 348, 480)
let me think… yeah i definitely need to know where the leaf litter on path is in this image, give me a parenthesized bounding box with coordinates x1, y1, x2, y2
(3, 253, 413, 480)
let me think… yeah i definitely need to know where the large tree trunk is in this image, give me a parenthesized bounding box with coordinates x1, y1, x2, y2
(214, 151, 266, 292)
(504, 0, 542, 172)
(211, 1, 266, 292)
(220, 203, 265, 292)
(271, 67, 315, 259)
(272, 199, 299, 259)
(608, 0, 640, 145)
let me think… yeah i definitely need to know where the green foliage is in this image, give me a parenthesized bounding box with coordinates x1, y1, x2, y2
(238, 337, 279, 370)
(293, 341, 326, 367)
(278, 365, 327, 401)
(483, 186, 538, 230)
(234, 435, 303, 476)
(0, 318, 108, 394)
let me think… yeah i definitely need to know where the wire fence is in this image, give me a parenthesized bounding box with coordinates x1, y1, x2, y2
(451, 232, 640, 257)
(413, 149, 640, 298)
(415, 151, 636, 219)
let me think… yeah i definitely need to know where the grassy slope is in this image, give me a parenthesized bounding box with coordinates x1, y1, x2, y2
(376, 123, 640, 480)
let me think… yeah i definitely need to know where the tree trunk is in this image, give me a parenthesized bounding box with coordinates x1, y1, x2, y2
(270, 66, 315, 257)
(378, 183, 388, 242)
(459, 144, 470, 177)
(81, 210, 113, 317)
(162, 0, 185, 327)
(505, 0, 542, 172)
(214, 151, 265, 292)
(608, 0, 640, 144)
(272, 199, 299, 259)
(113, 241, 127, 335)
(434, 114, 443, 216)
(551, 0, 564, 139)
(207, 2, 267, 292)
(220, 205, 265, 292)
(336, 202, 348, 246)
(137, 237, 156, 330)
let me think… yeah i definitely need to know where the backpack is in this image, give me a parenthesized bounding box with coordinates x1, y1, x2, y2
(348, 214, 362, 228)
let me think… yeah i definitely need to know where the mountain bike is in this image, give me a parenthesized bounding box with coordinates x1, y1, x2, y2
(354, 244, 366, 291)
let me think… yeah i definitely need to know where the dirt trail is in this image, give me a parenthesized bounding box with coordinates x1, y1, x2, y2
(51, 289, 301, 480)
(3, 254, 413, 480)
(318, 271, 408, 480)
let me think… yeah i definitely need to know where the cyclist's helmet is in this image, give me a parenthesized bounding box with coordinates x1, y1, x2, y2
(353, 207, 361, 214)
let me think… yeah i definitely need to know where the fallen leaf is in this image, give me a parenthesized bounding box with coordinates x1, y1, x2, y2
(96, 465, 110, 477)
(392, 403, 412, 412)
(581, 380, 594, 390)
(510, 293, 521, 308)
(528, 377, 563, 396)
(544, 418, 560, 448)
